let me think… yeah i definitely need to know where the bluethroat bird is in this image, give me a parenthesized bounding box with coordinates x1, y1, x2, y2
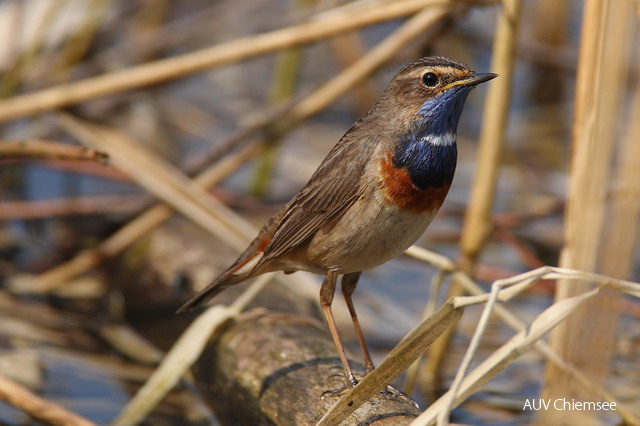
(179, 56, 496, 391)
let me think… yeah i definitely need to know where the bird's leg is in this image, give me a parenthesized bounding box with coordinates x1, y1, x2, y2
(341, 272, 375, 374)
(320, 270, 358, 388)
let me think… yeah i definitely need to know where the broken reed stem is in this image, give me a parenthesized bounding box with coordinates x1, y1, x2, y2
(423, 0, 522, 391)
(543, 1, 636, 420)
(0, 373, 96, 426)
(406, 246, 640, 425)
(427, 289, 600, 426)
(0, 140, 108, 162)
(320, 260, 640, 425)
(0, 0, 445, 123)
(28, 2, 452, 293)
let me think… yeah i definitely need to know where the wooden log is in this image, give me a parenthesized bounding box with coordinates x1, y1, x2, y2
(195, 309, 420, 425)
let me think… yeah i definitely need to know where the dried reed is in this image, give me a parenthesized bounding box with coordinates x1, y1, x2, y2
(542, 2, 637, 421)
(0, 0, 445, 123)
(0, 373, 96, 426)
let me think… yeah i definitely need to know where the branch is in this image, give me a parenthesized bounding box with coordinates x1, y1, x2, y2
(0, 140, 108, 163)
(0, 373, 96, 426)
(197, 309, 421, 425)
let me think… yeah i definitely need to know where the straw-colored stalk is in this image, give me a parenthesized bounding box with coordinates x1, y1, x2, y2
(408, 247, 640, 425)
(0, 0, 445, 123)
(541, 0, 636, 422)
(603, 72, 640, 281)
(422, 0, 522, 392)
(0, 373, 96, 426)
(0, 140, 108, 162)
(12, 140, 262, 294)
(318, 265, 640, 425)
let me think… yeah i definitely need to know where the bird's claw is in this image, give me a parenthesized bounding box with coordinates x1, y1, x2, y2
(320, 385, 352, 399)
(321, 371, 360, 399)
(379, 385, 419, 409)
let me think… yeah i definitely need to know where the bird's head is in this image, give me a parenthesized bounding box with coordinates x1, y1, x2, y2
(380, 56, 497, 137)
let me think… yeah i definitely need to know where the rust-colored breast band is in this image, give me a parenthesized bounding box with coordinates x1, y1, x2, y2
(379, 154, 451, 214)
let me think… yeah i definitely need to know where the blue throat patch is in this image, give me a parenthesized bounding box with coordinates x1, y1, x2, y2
(392, 87, 471, 190)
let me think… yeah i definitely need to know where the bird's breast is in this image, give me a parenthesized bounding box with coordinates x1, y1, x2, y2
(378, 153, 451, 213)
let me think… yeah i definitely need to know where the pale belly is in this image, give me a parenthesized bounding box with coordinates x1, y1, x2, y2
(278, 191, 438, 274)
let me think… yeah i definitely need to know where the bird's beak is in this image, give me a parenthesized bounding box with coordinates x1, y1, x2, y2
(441, 72, 498, 91)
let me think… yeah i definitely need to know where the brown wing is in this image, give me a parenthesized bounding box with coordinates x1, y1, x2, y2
(178, 127, 378, 312)
(259, 130, 379, 262)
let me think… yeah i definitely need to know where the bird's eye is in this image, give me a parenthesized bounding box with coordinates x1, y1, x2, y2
(422, 72, 438, 87)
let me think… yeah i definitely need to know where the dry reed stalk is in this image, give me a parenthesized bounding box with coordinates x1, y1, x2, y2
(406, 246, 640, 425)
(438, 266, 640, 425)
(1, 1, 24, 69)
(458, 0, 522, 278)
(320, 263, 640, 425)
(317, 300, 463, 426)
(602, 77, 640, 279)
(97, 323, 164, 365)
(425, 289, 600, 426)
(0, 373, 96, 426)
(0, 140, 108, 162)
(0, 0, 445, 123)
(0, 194, 147, 219)
(403, 269, 449, 394)
(13, 141, 262, 294)
(422, 0, 522, 391)
(55, 113, 256, 250)
(542, 1, 637, 420)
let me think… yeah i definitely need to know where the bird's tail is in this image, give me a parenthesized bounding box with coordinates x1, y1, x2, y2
(178, 215, 279, 313)
(177, 269, 251, 313)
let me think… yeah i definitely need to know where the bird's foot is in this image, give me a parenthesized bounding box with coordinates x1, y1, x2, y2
(321, 372, 418, 407)
(320, 371, 360, 399)
(320, 384, 352, 399)
(378, 385, 419, 409)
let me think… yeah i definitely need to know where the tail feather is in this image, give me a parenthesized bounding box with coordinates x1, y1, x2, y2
(179, 208, 283, 313)
(177, 271, 250, 313)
